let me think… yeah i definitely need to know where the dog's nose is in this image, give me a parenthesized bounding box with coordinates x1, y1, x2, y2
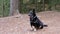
(28, 14, 30, 16)
(28, 13, 32, 16)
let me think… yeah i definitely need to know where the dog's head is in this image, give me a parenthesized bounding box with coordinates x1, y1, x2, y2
(28, 9, 36, 17)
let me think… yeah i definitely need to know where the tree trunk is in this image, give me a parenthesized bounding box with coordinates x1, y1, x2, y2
(9, 0, 19, 16)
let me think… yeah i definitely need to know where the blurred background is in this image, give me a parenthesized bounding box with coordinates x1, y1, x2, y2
(0, 0, 60, 17)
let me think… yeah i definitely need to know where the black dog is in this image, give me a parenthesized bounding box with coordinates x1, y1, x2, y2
(28, 9, 47, 31)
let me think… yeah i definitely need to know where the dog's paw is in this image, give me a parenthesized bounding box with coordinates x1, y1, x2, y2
(31, 26, 34, 30)
(31, 26, 37, 31)
(31, 26, 35, 31)
(39, 26, 41, 28)
(33, 28, 36, 31)
(31, 28, 33, 31)
(40, 26, 43, 29)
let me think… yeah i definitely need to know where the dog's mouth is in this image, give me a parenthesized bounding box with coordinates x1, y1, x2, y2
(28, 14, 32, 16)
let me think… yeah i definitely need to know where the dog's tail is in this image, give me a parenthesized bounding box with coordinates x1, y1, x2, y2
(43, 25, 48, 27)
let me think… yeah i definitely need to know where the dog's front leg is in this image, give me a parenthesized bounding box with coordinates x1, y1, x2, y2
(31, 26, 37, 31)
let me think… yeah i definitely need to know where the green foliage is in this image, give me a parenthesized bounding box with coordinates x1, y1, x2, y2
(20, 0, 43, 13)
(0, 0, 60, 16)
(3, 0, 10, 16)
(0, 0, 3, 17)
(0, 0, 10, 17)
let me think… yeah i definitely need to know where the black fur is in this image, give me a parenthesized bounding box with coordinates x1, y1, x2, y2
(28, 9, 47, 30)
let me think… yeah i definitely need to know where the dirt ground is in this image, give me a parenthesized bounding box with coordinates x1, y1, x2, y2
(0, 11, 60, 34)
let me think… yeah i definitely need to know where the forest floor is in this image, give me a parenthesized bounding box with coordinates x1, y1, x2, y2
(0, 11, 60, 34)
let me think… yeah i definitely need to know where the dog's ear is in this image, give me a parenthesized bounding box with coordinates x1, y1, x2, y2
(33, 9, 35, 13)
(32, 9, 36, 16)
(28, 9, 36, 16)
